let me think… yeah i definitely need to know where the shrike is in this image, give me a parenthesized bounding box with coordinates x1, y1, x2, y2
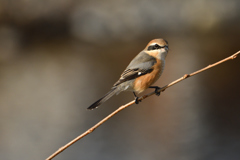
(88, 38, 169, 110)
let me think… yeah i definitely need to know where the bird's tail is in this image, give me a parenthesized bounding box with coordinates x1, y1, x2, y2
(87, 87, 119, 110)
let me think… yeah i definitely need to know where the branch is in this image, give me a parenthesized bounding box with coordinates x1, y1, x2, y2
(46, 50, 240, 160)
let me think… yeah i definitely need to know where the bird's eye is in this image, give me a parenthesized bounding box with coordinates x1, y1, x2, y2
(155, 44, 160, 49)
(147, 44, 161, 51)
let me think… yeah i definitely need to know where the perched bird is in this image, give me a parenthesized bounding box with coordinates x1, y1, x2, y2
(88, 38, 169, 110)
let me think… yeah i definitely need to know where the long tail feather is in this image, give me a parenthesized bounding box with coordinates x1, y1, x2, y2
(87, 87, 119, 110)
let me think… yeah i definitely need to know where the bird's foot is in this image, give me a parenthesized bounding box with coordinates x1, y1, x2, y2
(149, 86, 161, 96)
(133, 92, 141, 104)
(134, 96, 141, 104)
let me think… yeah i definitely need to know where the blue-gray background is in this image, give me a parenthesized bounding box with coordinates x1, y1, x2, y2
(0, 0, 240, 160)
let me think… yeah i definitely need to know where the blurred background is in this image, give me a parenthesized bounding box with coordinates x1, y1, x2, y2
(0, 0, 240, 160)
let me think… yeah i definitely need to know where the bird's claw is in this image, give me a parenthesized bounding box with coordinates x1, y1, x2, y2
(135, 97, 141, 104)
(155, 87, 161, 96)
(151, 86, 161, 96)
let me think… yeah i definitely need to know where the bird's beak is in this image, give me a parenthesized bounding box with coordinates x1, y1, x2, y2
(165, 46, 169, 52)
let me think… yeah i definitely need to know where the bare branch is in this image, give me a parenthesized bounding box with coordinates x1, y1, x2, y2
(46, 50, 240, 160)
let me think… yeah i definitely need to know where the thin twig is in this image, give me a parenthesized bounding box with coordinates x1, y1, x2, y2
(46, 50, 240, 160)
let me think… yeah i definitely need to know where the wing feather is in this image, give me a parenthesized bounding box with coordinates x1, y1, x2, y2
(113, 52, 156, 86)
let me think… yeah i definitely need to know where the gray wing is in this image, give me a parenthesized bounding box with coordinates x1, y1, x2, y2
(113, 51, 156, 86)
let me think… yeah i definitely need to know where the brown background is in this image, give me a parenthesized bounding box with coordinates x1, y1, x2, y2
(0, 0, 240, 160)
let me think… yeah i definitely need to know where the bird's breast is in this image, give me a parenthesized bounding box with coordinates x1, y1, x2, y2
(133, 59, 164, 93)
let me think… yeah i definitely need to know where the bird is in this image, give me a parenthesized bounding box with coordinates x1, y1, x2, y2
(87, 38, 169, 110)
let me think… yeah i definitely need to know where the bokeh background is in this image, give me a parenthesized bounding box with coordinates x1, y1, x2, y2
(0, 0, 240, 160)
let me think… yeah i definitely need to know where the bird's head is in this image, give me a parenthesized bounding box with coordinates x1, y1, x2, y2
(144, 38, 169, 60)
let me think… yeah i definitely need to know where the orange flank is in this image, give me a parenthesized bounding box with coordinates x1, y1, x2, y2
(133, 59, 163, 93)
